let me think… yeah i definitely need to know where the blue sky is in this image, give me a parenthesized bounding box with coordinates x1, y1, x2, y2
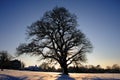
(0, 0, 120, 68)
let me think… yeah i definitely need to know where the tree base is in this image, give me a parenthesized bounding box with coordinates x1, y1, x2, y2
(62, 72, 69, 75)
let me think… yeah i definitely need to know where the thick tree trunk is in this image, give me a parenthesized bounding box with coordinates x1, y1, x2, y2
(60, 62, 69, 75)
(62, 65, 68, 75)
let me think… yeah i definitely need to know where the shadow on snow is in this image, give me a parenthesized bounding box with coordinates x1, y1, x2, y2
(82, 77, 120, 80)
(56, 74, 75, 80)
(0, 74, 28, 80)
(0, 74, 120, 80)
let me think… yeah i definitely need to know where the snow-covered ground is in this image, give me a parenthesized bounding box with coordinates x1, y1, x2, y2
(0, 69, 120, 80)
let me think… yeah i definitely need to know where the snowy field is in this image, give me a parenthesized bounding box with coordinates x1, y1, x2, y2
(0, 70, 120, 80)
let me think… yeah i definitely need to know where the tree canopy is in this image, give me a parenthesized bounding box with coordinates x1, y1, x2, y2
(16, 7, 92, 75)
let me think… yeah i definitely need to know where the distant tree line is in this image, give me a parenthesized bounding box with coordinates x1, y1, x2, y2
(38, 62, 120, 73)
(0, 51, 24, 71)
(67, 64, 120, 73)
(1, 50, 120, 73)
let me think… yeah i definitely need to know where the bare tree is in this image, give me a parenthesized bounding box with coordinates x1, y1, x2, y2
(112, 64, 120, 70)
(40, 62, 50, 70)
(0, 51, 12, 71)
(16, 7, 92, 75)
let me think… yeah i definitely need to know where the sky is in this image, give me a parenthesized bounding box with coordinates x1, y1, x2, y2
(0, 0, 120, 68)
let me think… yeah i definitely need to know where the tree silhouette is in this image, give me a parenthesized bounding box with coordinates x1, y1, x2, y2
(16, 7, 92, 75)
(0, 51, 12, 71)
